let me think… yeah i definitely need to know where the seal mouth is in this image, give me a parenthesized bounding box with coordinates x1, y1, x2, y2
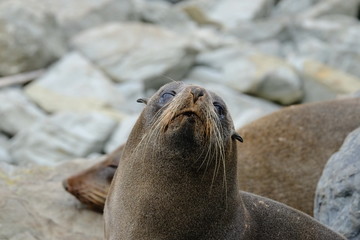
(172, 110, 202, 122)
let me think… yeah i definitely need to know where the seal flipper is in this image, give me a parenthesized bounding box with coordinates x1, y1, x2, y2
(232, 132, 243, 143)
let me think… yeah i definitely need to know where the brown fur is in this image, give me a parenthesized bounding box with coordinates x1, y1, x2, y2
(104, 82, 345, 239)
(238, 97, 360, 215)
(64, 98, 360, 216)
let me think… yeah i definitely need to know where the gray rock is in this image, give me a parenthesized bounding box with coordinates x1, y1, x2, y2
(0, 0, 66, 76)
(0, 159, 103, 240)
(289, 58, 360, 102)
(315, 127, 360, 240)
(272, 0, 320, 16)
(299, 0, 360, 19)
(104, 114, 138, 153)
(287, 15, 360, 78)
(255, 66, 303, 105)
(113, 81, 146, 114)
(227, 18, 289, 43)
(25, 52, 126, 120)
(71, 22, 197, 89)
(196, 45, 304, 104)
(9, 112, 117, 166)
(0, 88, 46, 135)
(41, 0, 139, 39)
(207, 0, 275, 29)
(137, 0, 197, 34)
(0, 134, 11, 163)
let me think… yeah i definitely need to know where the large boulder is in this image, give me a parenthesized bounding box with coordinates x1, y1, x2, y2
(0, 87, 46, 136)
(9, 112, 117, 166)
(25, 52, 126, 120)
(315, 127, 360, 240)
(0, 159, 103, 240)
(71, 22, 197, 89)
(0, 0, 66, 76)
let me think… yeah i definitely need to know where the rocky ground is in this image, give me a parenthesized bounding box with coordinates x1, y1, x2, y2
(0, 0, 360, 239)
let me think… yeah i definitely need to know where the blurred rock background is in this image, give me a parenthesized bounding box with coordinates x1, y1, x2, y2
(0, 0, 359, 239)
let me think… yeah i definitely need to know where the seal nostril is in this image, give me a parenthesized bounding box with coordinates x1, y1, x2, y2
(191, 87, 205, 103)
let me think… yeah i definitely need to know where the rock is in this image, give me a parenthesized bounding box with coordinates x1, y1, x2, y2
(299, 0, 360, 19)
(41, 0, 139, 39)
(197, 46, 304, 104)
(183, 80, 281, 129)
(227, 18, 289, 43)
(71, 22, 197, 89)
(315, 127, 360, 240)
(255, 66, 303, 105)
(113, 81, 146, 114)
(0, 0, 66, 76)
(290, 58, 360, 102)
(206, 0, 275, 29)
(104, 114, 138, 153)
(0, 87, 46, 135)
(287, 15, 360, 78)
(137, 0, 197, 34)
(0, 159, 103, 240)
(0, 134, 11, 163)
(272, 0, 320, 16)
(9, 112, 117, 166)
(25, 52, 126, 120)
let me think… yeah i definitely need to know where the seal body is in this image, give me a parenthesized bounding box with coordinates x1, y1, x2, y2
(238, 97, 360, 215)
(104, 82, 344, 240)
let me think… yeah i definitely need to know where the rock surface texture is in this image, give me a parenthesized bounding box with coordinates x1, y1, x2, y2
(315, 127, 360, 240)
(0, 159, 103, 240)
(9, 112, 117, 166)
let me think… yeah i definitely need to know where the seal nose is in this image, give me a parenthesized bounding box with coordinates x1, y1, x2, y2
(191, 87, 204, 103)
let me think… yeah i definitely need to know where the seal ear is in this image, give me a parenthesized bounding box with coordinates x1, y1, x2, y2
(232, 132, 243, 143)
(137, 98, 148, 105)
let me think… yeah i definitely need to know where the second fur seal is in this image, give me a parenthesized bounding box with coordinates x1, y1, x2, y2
(104, 82, 344, 239)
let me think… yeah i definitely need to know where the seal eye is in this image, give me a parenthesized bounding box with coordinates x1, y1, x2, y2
(214, 102, 225, 118)
(159, 91, 176, 105)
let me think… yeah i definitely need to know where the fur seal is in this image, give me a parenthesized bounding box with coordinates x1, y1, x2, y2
(104, 82, 344, 239)
(64, 97, 360, 216)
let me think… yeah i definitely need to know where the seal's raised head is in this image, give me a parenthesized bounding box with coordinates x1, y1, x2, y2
(122, 81, 241, 174)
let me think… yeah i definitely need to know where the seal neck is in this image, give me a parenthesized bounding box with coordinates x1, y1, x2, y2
(116, 140, 242, 239)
